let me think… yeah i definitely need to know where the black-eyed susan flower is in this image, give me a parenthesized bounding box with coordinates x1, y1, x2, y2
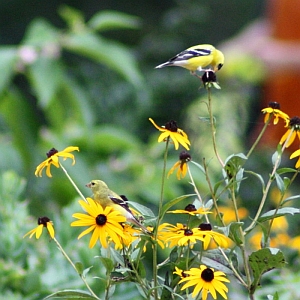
(71, 197, 126, 249)
(35, 146, 79, 177)
(149, 118, 191, 150)
(177, 264, 230, 300)
(168, 151, 191, 180)
(195, 223, 229, 250)
(290, 148, 300, 168)
(168, 204, 211, 216)
(261, 102, 289, 125)
(115, 224, 141, 250)
(280, 116, 300, 147)
(174, 266, 189, 278)
(23, 216, 55, 239)
(159, 223, 204, 247)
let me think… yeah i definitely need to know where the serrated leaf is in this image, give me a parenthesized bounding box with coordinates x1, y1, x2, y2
(258, 207, 300, 223)
(88, 10, 140, 31)
(0, 47, 17, 94)
(161, 194, 196, 217)
(43, 289, 97, 299)
(249, 248, 286, 293)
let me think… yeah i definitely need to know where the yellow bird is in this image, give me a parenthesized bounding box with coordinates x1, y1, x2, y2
(155, 44, 224, 73)
(86, 180, 149, 233)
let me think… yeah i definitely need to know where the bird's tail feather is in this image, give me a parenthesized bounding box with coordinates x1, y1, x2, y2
(155, 61, 172, 69)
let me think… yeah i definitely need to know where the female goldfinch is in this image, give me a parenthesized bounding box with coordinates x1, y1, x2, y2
(155, 44, 224, 73)
(86, 180, 149, 233)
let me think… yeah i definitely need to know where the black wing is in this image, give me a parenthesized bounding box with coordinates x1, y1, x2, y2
(169, 48, 212, 62)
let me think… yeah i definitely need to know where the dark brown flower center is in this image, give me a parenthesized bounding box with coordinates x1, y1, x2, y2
(179, 151, 191, 161)
(165, 120, 178, 132)
(198, 223, 212, 231)
(184, 228, 193, 236)
(268, 102, 280, 109)
(38, 216, 51, 226)
(96, 214, 107, 225)
(185, 204, 197, 212)
(47, 148, 58, 158)
(289, 116, 300, 129)
(202, 70, 217, 83)
(201, 267, 214, 282)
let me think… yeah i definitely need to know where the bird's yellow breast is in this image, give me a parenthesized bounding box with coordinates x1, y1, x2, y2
(182, 56, 214, 71)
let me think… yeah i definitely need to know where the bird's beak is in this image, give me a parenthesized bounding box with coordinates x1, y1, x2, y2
(85, 182, 91, 188)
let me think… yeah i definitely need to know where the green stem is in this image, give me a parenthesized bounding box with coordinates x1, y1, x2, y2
(266, 169, 299, 240)
(246, 116, 271, 158)
(53, 237, 100, 299)
(153, 139, 169, 300)
(207, 88, 224, 168)
(217, 247, 248, 288)
(59, 162, 87, 203)
(187, 166, 210, 223)
(244, 128, 294, 233)
(203, 158, 225, 227)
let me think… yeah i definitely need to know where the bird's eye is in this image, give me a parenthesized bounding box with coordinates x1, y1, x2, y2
(91, 182, 95, 186)
(218, 63, 223, 70)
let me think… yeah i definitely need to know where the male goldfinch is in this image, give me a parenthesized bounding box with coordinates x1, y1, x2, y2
(155, 44, 224, 73)
(86, 180, 149, 233)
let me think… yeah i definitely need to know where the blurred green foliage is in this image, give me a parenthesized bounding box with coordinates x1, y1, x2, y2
(0, 2, 278, 299)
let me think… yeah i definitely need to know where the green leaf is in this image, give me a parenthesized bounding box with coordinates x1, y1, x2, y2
(58, 5, 85, 30)
(0, 89, 39, 170)
(128, 201, 155, 217)
(82, 266, 93, 278)
(276, 167, 297, 175)
(258, 207, 300, 223)
(267, 292, 279, 300)
(28, 56, 63, 108)
(227, 222, 244, 246)
(190, 160, 205, 174)
(282, 194, 300, 205)
(161, 194, 196, 217)
(245, 170, 265, 192)
(223, 153, 247, 191)
(272, 147, 282, 167)
(22, 18, 59, 46)
(43, 289, 97, 299)
(74, 262, 84, 275)
(249, 248, 286, 293)
(0, 47, 18, 94)
(63, 32, 144, 89)
(99, 257, 114, 273)
(201, 251, 234, 275)
(88, 10, 140, 31)
(224, 153, 247, 168)
(274, 173, 285, 194)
